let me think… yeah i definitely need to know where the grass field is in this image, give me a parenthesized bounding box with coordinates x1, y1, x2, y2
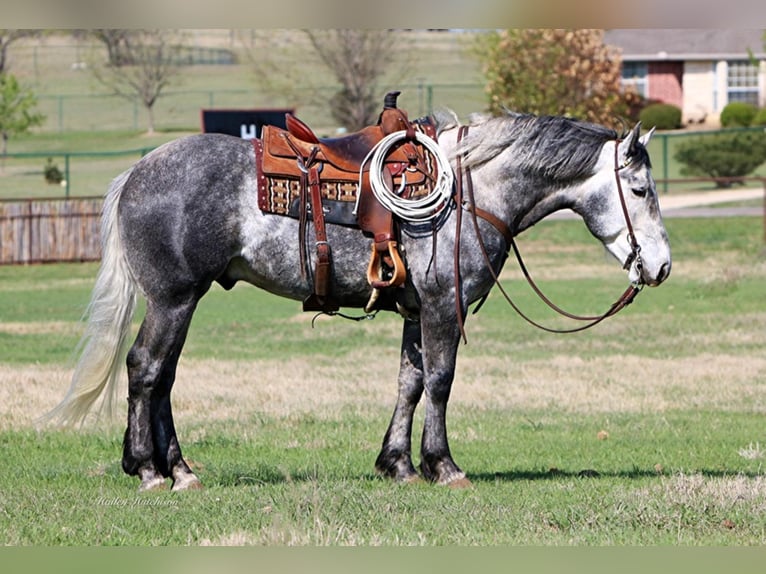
(1, 30, 486, 199)
(1, 216, 765, 545)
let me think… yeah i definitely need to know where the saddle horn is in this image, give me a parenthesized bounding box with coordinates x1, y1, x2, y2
(384, 91, 401, 109)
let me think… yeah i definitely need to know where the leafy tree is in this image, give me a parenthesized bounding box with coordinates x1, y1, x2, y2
(89, 29, 184, 134)
(0, 72, 45, 157)
(473, 29, 640, 126)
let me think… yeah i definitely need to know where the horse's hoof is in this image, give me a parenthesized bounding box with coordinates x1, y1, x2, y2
(171, 475, 203, 491)
(447, 476, 473, 489)
(138, 476, 168, 492)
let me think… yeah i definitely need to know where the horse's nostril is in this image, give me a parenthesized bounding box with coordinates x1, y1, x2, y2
(657, 262, 670, 283)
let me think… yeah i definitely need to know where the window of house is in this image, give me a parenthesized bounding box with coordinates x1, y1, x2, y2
(726, 60, 759, 105)
(621, 62, 648, 98)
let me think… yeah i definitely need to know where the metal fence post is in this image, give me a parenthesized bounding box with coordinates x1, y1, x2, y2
(64, 154, 70, 199)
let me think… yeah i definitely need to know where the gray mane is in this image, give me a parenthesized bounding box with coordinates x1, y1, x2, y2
(433, 109, 643, 184)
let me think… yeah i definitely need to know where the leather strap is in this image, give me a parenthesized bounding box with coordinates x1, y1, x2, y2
(305, 164, 337, 311)
(453, 126, 469, 344)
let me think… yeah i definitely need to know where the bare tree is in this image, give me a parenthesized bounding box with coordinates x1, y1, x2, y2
(88, 29, 134, 66)
(304, 30, 402, 131)
(0, 30, 40, 73)
(89, 29, 184, 134)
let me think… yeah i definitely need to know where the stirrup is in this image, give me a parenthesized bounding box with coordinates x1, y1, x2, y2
(366, 240, 406, 290)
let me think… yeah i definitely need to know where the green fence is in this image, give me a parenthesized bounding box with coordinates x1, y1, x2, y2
(0, 149, 154, 200)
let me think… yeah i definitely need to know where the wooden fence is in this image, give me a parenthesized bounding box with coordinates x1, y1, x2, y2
(0, 198, 103, 264)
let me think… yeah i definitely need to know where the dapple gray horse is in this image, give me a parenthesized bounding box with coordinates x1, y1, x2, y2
(47, 109, 671, 490)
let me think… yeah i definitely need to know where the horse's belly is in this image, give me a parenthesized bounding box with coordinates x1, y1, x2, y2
(231, 217, 376, 307)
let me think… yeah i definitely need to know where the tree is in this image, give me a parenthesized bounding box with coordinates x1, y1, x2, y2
(304, 30, 403, 131)
(89, 29, 184, 134)
(0, 72, 45, 157)
(473, 29, 640, 126)
(87, 29, 134, 66)
(0, 30, 40, 74)
(240, 30, 411, 132)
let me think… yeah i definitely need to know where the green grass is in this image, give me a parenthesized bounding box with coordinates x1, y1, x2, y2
(3, 409, 766, 545)
(1, 217, 766, 545)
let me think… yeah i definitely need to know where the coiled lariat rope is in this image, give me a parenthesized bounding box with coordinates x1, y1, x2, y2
(358, 130, 454, 223)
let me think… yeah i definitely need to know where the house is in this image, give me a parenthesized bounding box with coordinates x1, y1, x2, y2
(604, 29, 766, 125)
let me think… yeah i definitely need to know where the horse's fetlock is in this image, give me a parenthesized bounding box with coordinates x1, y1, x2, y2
(375, 448, 418, 482)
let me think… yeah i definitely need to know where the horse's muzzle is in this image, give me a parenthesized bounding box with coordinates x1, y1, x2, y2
(643, 260, 671, 287)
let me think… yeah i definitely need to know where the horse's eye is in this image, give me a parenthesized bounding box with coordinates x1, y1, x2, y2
(631, 187, 647, 198)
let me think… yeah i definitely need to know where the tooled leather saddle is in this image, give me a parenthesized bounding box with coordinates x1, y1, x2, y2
(254, 91, 438, 313)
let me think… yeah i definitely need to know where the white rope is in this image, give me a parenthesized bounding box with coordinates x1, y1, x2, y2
(357, 130, 454, 223)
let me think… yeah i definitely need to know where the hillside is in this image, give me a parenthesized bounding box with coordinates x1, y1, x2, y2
(6, 30, 488, 134)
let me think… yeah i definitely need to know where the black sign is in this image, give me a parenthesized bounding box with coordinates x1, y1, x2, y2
(200, 109, 293, 140)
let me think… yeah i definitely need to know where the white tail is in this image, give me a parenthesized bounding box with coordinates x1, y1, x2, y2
(43, 169, 138, 426)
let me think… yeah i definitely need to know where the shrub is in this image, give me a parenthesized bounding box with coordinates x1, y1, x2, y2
(752, 108, 766, 126)
(674, 131, 766, 188)
(720, 102, 758, 127)
(43, 157, 63, 184)
(639, 103, 682, 130)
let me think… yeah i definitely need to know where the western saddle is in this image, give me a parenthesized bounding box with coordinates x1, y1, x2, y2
(255, 91, 438, 313)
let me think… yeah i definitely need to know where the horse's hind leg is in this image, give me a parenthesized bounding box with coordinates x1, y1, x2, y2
(375, 319, 424, 482)
(122, 297, 200, 491)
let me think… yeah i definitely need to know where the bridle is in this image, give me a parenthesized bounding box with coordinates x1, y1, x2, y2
(453, 127, 645, 340)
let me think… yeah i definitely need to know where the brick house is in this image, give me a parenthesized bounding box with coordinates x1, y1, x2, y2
(604, 29, 766, 125)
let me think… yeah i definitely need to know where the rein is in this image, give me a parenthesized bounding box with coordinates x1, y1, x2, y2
(455, 129, 644, 336)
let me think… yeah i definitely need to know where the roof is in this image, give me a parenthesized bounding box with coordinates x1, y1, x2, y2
(604, 29, 766, 61)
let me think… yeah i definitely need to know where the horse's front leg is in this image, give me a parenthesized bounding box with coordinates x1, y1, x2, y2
(375, 319, 424, 482)
(418, 305, 471, 487)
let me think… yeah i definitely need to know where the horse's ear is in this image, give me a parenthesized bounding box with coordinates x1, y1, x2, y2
(639, 126, 656, 147)
(618, 122, 643, 163)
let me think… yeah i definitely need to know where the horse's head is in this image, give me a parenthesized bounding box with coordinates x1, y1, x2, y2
(578, 123, 671, 287)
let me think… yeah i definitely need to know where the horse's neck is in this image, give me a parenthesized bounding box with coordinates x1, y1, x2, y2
(443, 123, 607, 236)
(468, 158, 583, 236)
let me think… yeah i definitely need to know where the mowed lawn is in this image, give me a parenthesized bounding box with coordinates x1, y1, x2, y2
(0, 216, 765, 545)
